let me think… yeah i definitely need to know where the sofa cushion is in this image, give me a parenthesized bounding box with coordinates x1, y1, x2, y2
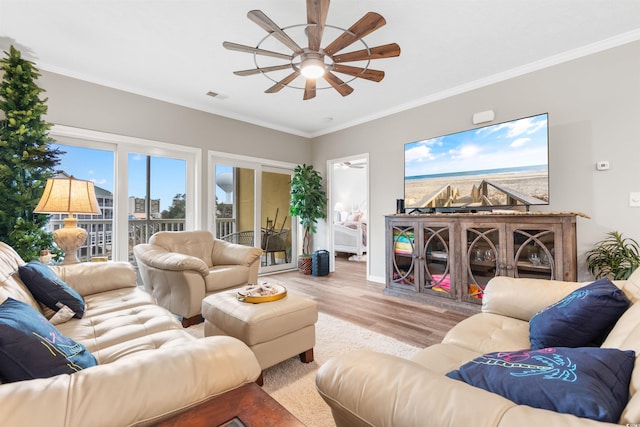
(49, 304, 76, 325)
(446, 347, 635, 423)
(442, 312, 531, 355)
(529, 278, 630, 349)
(0, 297, 97, 382)
(19, 261, 85, 318)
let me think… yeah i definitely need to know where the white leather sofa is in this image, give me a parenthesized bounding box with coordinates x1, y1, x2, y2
(0, 241, 261, 427)
(134, 230, 263, 326)
(316, 269, 640, 427)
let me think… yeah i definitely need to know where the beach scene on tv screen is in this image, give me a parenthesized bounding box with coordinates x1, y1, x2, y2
(404, 114, 549, 209)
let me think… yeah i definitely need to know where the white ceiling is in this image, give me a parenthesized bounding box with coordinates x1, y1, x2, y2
(1, 1, 640, 138)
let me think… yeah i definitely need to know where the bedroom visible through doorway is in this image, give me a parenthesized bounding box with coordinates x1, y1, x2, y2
(329, 155, 368, 278)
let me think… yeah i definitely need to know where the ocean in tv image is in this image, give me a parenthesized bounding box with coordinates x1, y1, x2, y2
(404, 113, 549, 209)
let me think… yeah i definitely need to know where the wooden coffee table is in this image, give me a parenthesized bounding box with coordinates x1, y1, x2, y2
(153, 382, 305, 427)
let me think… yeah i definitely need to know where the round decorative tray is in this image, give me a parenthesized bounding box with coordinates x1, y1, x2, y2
(237, 282, 287, 303)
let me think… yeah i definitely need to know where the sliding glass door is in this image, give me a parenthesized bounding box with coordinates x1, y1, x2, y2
(260, 168, 293, 270)
(211, 154, 295, 273)
(214, 164, 255, 244)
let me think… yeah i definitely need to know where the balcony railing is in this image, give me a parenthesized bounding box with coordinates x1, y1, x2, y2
(216, 218, 235, 238)
(128, 219, 186, 249)
(47, 217, 237, 262)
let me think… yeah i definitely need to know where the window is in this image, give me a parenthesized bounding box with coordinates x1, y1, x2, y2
(50, 126, 199, 262)
(128, 154, 187, 256)
(48, 144, 114, 261)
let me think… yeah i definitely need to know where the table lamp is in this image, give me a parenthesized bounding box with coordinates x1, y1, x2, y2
(34, 176, 101, 265)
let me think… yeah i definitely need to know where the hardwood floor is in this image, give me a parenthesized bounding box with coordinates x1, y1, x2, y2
(264, 256, 470, 348)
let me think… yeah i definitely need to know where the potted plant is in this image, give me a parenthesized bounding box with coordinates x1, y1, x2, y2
(585, 231, 640, 280)
(289, 164, 326, 274)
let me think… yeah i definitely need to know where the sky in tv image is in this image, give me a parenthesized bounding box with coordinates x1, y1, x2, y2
(405, 114, 548, 179)
(404, 113, 549, 208)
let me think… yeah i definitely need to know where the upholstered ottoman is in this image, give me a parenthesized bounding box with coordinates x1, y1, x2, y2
(202, 288, 318, 384)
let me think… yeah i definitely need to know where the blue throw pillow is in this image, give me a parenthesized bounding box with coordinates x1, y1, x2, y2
(19, 260, 85, 318)
(446, 347, 635, 423)
(529, 278, 629, 349)
(0, 298, 97, 383)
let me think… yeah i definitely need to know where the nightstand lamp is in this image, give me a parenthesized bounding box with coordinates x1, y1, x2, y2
(34, 176, 101, 265)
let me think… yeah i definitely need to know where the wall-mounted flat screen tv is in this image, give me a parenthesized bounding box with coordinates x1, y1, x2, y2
(404, 113, 549, 212)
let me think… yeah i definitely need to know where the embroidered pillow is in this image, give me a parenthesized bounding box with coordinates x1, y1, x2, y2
(19, 260, 85, 318)
(446, 347, 634, 423)
(0, 298, 97, 382)
(529, 278, 629, 349)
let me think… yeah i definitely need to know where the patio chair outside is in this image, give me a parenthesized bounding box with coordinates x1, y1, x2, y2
(220, 230, 254, 246)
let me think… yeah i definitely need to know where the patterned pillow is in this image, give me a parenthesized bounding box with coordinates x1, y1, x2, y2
(446, 347, 635, 423)
(19, 260, 85, 318)
(0, 298, 97, 382)
(529, 278, 630, 349)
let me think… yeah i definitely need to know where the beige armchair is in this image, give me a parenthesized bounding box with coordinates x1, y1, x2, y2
(134, 230, 263, 327)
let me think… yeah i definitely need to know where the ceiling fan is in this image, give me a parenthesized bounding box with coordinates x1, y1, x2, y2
(338, 161, 365, 169)
(223, 0, 401, 100)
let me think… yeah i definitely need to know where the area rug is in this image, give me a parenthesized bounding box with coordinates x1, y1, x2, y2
(187, 312, 420, 426)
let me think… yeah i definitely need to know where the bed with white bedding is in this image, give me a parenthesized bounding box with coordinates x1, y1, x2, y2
(333, 220, 367, 257)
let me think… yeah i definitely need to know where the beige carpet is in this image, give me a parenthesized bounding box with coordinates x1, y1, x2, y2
(188, 312, 420, 426)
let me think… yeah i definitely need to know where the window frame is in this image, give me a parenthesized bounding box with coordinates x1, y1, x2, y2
(50, 125, 201, 262)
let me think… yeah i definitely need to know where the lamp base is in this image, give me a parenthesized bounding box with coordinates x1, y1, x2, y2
(54, 218, 88, 265)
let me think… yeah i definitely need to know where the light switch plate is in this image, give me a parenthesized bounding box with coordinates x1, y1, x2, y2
(630, 192, 640, 207)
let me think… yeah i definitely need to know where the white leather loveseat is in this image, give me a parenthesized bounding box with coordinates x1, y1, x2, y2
(316, 269, 640, 426)
(0, 242, 261, 427)
(134, 230, 263, 326)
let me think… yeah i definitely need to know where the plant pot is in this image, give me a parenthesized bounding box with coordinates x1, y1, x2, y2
(298, 255, 313, 275)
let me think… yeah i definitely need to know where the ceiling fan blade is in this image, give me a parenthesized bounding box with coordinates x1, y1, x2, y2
(323, 72, 354, 97)
(265, 71, 301, 93)
(304, 79, 317, 100)
(307, 0, 330, 51)
(248, 10, 304, 54)
(223, 41, 293, 61)
(332, 43, 401, 63)
(233, 64, 293, 76)
(323, 12, 386, 56)
(332, 64, 385, 82)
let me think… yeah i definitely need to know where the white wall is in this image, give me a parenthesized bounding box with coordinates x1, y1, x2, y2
(331, 164, 367, 220)
(312, 40, 640, 282)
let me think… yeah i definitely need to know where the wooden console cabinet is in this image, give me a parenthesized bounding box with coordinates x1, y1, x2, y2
(385, 212, 578, 313)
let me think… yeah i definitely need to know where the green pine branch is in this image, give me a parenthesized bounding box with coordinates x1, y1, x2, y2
(0, 45, 64, 260)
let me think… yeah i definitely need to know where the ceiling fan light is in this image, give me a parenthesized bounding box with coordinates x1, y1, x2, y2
(300, 56, 326, 79)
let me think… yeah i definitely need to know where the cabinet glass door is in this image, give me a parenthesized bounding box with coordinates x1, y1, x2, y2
(510, 226, 557, 280)
(391, 224, 417, 290)
(422, 225, 454, 299)
(463, 225, 501, 303)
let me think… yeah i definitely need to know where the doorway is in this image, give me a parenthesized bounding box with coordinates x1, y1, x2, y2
(211, 153, 296, 273)
(328, 154, 369, 277)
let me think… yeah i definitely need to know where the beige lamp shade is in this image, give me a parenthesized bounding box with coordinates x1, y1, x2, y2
(34, 176, 101, 264)
(34, 176, 101, 216)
